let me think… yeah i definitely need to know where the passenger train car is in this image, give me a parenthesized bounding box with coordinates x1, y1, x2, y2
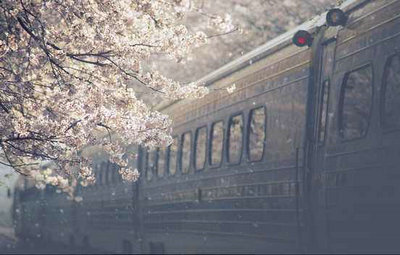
(13, 0, 400, 253)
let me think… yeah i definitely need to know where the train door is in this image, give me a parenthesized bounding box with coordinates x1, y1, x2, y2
(306, 28, 337, 252)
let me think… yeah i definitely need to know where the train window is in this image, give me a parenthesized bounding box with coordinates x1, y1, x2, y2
(228, 114, 244, 164)
(248, 107, 266, 161)
(130, 151, 137, 171)
(106, 164, 110, 184)
(168, 137, 178, 176)
(112, 163, 122, 183)
(180, 132, 192, 174)
(145, 150, 150, 181)
(210, 121, 224, 166)
(110, 164, 116, 183)
(103, 169, 107, 185)
(98, 165, 103, 186)
(152, 149, 158, 176)
(339, 65, 373, 140)
(195, 126, 207, 170)
(94, 172, 98, 187)
(101, 163, 107, 185)
(157, 147, 166, 177)
(318, 80, 330, 144)
(111, 162, 117, 183)
(107, 163, 113, 184)
(146, 149, 157, 181)
(382, 55, 400, 130)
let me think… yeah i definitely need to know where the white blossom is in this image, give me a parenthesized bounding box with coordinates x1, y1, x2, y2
(74, 196, 83, 203)
(226, 84, 237, 94)
(119, 168, 140, 182)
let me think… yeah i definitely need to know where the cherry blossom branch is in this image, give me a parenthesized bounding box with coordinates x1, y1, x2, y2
(97, 123, 112, 142)
(206, 27, 239, 39)
(0, 144, 29, 176)
(0, 0, 215, 196)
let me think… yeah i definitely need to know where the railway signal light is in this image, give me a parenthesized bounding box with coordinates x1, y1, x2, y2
(292, 30, 313, 47)
(326, 8, 347, 27)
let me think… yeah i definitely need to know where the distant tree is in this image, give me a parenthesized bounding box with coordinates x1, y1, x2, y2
(0, 0, 234, 198)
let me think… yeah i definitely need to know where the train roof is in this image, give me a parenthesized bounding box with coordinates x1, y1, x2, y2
(155, 0, 365, 112)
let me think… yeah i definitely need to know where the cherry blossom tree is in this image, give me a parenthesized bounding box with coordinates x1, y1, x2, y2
(0, 0, 234, 197)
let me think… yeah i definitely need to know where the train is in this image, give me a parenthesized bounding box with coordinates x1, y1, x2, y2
(12, 0, 400, 253)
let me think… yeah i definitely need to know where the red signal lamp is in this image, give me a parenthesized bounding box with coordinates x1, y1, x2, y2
(293, 30, 313, 47)
(326, 8, 347, 27)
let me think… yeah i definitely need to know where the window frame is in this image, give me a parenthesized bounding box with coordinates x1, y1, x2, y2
(111, 162, 117, 184)
(167, 136, 179, 177)
(106, 162, 112, 185)
(208, 120, 224, 169)
(380, 53, 400, 132)
(179, 131, 193, 174)
(338, 63, 374, 142)
(247, 105, 267, 162)
(318, 79, 331, 145)
(194, 125, 208, 171)
(226, 112, 245, 165)
(97, 164, 103, 186)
